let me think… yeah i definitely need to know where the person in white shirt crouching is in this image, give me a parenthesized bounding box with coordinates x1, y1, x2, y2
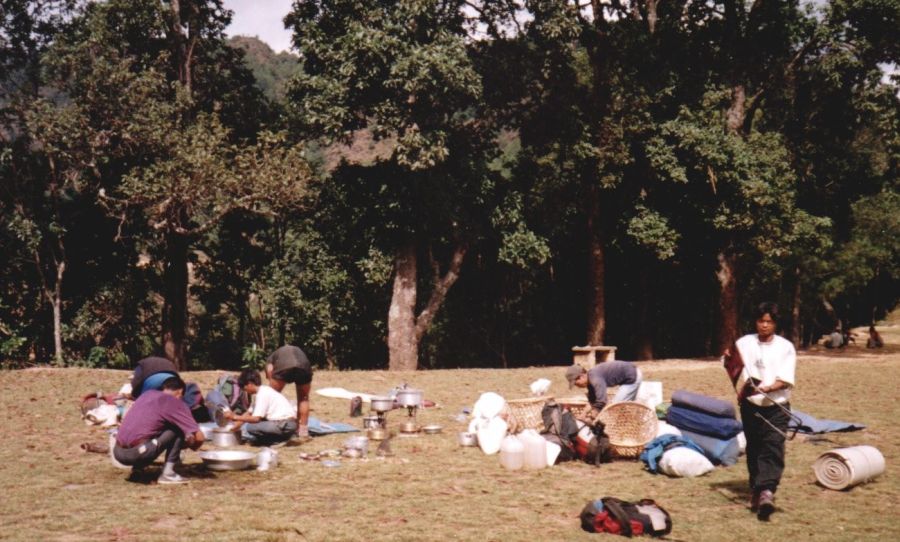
(226, 369, 298, 446)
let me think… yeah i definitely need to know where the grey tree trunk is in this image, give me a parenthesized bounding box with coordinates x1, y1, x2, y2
(388, 243, 419, 371)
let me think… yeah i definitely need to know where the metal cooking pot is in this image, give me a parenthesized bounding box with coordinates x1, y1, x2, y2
(399, 420, 419, 433)
(370, 396, 394, 412)
(395, 388, 423, 408)
(211, 427, 241, 447)
(367, 428, 388, 441)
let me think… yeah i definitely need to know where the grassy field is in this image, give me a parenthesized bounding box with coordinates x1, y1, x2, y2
(1, 322, 898, 541)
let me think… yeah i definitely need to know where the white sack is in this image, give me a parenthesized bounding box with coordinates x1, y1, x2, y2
(529, 378, 551, 396)
(655, 421, 682, 438)
(658, 447, 714, 478)
(476, 416, 508, 455)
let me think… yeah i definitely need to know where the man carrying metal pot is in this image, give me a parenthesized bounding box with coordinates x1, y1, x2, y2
(265, 345, 313, 440)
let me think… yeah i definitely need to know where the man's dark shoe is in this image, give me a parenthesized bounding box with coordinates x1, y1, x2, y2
(757, 490, 775, 521)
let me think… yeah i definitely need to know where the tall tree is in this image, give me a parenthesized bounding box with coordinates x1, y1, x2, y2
(286, 0, 498, 370)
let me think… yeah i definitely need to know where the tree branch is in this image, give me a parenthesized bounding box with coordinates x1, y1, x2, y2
(414, 242, 468, 342)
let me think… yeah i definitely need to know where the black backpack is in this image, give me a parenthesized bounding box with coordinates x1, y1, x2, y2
(580, 497, 672, 537)
(541, 400, 579, 463)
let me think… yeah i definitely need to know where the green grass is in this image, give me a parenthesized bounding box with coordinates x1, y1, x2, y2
(1, 323, 898, 541)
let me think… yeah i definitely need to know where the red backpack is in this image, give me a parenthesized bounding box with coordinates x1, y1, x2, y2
(580, 497, 672, 537)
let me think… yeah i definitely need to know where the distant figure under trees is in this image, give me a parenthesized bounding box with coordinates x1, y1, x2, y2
(867, 326, 884, 349)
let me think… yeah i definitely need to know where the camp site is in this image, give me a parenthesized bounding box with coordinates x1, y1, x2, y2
(2, 1, 898, 541)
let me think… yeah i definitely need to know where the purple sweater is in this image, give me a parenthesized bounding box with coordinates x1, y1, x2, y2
(117, 390, 199, 447)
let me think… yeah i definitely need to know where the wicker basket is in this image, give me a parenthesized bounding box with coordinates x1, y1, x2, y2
(504, 396, 553, 433)
(558, 399, 592, 420)
(595, 401, 658, 458)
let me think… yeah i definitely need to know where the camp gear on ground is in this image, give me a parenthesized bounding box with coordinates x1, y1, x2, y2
(422, 424, 442, 434)
(580, 497, 672, 537)
(474, 416, 508, 454)
(458, 432, 477, 446)
(654, 421, 682, 438)
(540, 400, 578, 463)
(505, 396, 552, 433)
(788, 410, 866, 434)
(519, 429, 548, 469)
(256, 447, 278, 471)
(198, 449, 256, 471)
(666, 405, 743, 440)
(306, 417, 359, 435)
(596, 401, 658, 459)
(395, 388, 423, 408)
(640, 434, 708, 474)
(671, 390, 736, 418)
(658, 447, 714, 478)
(211, 427, 241, 447)
(349, 396, 363, 417)
(499, 435, 525, 470)
(677, 428, 741, 466)
(814, 446, 885, 490)
(370, 396, 394, 412)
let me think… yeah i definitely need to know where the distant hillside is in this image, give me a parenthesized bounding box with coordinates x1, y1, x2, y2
(228, 35, 298, 104)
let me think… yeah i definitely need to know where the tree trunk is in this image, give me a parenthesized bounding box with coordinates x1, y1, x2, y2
(388, 243, 419, 371)
(51, 260, 64, 367)
(387, 242, 467, 371)
(586, 187, 606, 345)
(715, 250, 740, 354)
(162, 231, 189, 370)
(634, 265, 654, 360)
(790, 265, 802, 347)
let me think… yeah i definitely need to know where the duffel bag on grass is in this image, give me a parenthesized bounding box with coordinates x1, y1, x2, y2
(580, 497, 672, 537)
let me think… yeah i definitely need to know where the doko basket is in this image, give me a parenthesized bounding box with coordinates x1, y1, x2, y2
(504, 396, 553, 433)
(595, 401, 658, 458)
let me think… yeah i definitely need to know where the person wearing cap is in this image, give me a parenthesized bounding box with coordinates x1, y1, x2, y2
(265, 345, 313, 439)
(113, 375, 205, 484)
(565, 360, 643, 421)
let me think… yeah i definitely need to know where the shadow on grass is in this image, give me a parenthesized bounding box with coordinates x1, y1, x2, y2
(709, 478, 752, 506)
(124, 463, 217, 485)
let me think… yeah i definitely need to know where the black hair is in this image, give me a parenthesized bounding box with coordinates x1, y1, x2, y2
(753, 302, 780, 325)
(238, 368, 261, 388)
(160, 375, 186, 392)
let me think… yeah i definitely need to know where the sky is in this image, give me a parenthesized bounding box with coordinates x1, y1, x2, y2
(222, 0, 295, 53)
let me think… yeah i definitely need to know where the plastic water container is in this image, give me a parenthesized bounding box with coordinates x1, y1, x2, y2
(499, 435, 524, 470)
(519, 429, 547, 470)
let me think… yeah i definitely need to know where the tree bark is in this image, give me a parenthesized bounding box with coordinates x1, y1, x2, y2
(387, 242, 467, 371)
(586, 186, 606, 345)
(162, 231, 189, 370)
(51, 260, 64, 366)
(715, 250, 740, 354)
(790, 265, 802, 347)
(634, 264, 654, 360)
(388, 243, 419, 371)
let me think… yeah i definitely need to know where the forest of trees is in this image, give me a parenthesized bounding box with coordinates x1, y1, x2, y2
(2, 1, 898, 371)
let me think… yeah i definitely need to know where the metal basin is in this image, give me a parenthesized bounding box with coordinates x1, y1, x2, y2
(370, 396, 394, 412)
(198, 450, 257, 471)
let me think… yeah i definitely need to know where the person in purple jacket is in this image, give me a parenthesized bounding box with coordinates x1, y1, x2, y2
(114, 376, 205, 484)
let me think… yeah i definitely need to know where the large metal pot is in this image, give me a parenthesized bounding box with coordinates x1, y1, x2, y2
(399, 419, 419, 433)
(395, 388, 423, 408)
(211, 427, 241, 447)
(199, 450, 256, 471)
(370, 396, 394, 412)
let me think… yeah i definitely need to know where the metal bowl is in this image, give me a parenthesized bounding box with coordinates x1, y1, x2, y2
(198, 450, 257, 471)
(422, 424, 443, 435)
(367, 428, 389, 441)
(399, 420, 419, 433)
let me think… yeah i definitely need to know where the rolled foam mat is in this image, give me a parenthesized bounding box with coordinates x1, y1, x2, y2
(813, 446, 885, 490)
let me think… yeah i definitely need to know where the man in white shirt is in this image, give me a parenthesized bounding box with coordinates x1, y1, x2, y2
(226, 369, 298, 446)
(728, 302, 796, 521)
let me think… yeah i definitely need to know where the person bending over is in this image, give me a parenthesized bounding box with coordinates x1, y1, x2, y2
(565, 360, 643, 421)
(226, 369, 298, 446)
(113, 376, 204, 484)
(265, 345, 313, 439)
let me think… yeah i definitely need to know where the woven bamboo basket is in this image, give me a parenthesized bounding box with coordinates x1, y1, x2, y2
(558, 399, 592, 420)
(504, 396, 553, 433)
(595, 401, 658, 458)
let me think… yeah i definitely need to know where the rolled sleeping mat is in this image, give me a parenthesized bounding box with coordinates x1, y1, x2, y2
(671, 390, 736, 419)
(666, 405, 743, 440)
(814, 446, 885, 490)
